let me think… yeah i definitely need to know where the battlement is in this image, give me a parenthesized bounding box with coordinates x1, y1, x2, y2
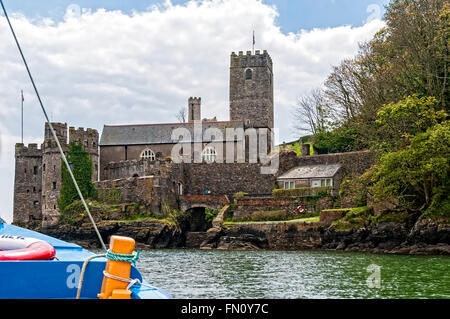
(188, 97, 201, 103)
(230, 50, 272, 70)
(44, 122, 68, 141)
(15, 143, 43, 157)
(69, 126, 99, 153)
(69, 127, 99, 137)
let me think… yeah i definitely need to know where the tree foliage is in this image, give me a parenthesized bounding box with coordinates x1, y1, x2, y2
(58, 142, 98, 211)
(370, 121, 450, 211)
(375, 95, 447, 150)
(308, 0, 450, 150)
(292, 0, 450, 215)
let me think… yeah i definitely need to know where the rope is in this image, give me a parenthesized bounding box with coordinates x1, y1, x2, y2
(0, 0, 106, 251)
(106, 249, 140, 266)
(76, 254, 106, 299)
(75, 250, 141, 299)
(102, 271, 158, 291)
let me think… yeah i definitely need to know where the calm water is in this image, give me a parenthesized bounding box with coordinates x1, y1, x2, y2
(129, 249, 449, 299)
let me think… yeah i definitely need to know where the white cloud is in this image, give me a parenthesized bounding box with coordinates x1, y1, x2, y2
(0, 0, 385, 223)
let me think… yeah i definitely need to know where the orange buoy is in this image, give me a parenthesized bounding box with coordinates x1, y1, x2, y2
(98, 235, 136, 299)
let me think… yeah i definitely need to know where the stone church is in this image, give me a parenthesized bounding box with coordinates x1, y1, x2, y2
(13, 50, 277, 226)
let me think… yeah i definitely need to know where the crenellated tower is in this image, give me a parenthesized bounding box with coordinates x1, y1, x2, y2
(229, 50, 274, 130)
(41, 122, 68, 228)
(188, 97, 201, 122)
(13, 143, 43, 223)
(229, 50, 274, 153)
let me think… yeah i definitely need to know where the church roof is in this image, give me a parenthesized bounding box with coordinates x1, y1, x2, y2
(277, 164, 341, 180)
(99, 120, 245, 146)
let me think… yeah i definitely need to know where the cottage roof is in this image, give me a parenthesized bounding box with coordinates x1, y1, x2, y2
(99, 120, 245, 146)
(277, 164, 341, 180)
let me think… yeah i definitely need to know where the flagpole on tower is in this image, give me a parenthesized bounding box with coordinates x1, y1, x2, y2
(21, 90, 24, 144)
(252, 30, 255, 54)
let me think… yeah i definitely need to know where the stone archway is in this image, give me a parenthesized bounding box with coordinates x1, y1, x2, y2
(184, 206, 209, 232)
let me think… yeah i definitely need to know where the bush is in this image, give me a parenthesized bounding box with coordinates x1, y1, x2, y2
(234, 192, 249, 199)
(250, 210, 288, 221)
(272, 187, 331, 198)
(205, 208, 219, 223)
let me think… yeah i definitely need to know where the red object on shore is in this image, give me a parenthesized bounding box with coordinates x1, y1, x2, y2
(0, 236, 56, 261)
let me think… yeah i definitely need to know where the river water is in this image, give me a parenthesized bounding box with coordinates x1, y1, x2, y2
(130, 249, 450, 299)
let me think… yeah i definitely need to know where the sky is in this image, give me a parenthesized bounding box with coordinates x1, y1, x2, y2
(0, 0, 389, 223)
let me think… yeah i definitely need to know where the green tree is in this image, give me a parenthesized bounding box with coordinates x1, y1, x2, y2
(58, 142, 98, 211)
(370, 121, 450, 211)
(320, 0, 449, 150)
(375, 95, 447, 150)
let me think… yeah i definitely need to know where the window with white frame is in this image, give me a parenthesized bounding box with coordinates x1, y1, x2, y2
(284, 181, 295, 189)
(140, 149, 155, 161)
(202, 147, 217, 163)
(312, 178, 333, 187)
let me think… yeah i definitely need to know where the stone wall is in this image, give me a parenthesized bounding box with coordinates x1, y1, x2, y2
(232, 196, 334, 221)
(13, 143, 43, 223)
(218, 222, 322, 250)
(13, 122, 99, 227)
(319, 209, 351, 225)
(95, 177, 154, 205)
(277, 149, 377, 182)
(183, 162, 276, 196)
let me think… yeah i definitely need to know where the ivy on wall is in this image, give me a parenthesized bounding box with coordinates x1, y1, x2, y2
(58, 142, 98, 211)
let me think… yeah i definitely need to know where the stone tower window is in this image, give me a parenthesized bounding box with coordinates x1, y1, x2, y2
(245, 68, 253, 80)
(33, 166, 38, 175)
(202, 147, 217, 163)
(140, 149, 155, 161)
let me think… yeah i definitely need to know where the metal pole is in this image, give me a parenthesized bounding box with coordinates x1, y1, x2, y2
(21, 90, 23, 144)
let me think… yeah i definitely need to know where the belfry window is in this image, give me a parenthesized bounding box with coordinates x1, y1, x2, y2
(245, 68, 253, 80)
(202, 147, 217, 163)
(140, 149, 156, 161)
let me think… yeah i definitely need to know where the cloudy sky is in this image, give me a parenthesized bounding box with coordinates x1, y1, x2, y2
(0, 0, 388, 223)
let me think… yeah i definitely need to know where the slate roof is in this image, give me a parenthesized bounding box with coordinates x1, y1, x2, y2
(277, 164, 341, 180)
(100, 121, 245, 146)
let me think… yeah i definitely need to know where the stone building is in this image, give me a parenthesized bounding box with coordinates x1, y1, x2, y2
(276, 164, 342, 191)
(13, 49, 378, 226)
(13, 123, 99, 227)
(99, 50, 274, 179)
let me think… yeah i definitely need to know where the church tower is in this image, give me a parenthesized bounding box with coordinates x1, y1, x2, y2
(229, 50, 274, 130)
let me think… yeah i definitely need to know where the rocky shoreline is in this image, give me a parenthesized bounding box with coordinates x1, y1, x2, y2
(31, 214, 450, 256)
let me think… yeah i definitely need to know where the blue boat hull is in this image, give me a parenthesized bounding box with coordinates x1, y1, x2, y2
(0, 222, 172, 299)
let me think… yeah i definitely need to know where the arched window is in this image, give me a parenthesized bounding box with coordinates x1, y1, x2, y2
(245, 68, 253, 80)
(202, 147, 217, 163)
(140, 149, 155, 161)
(178, 182, 183, 195)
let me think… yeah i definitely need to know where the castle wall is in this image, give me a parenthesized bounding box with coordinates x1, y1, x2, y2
(41, 137, 67, 228)
(183, 162, 276, 196)
(69, 127, 99, 181)
(101, 141, 245, 180)
(13, 144, 43, 223)
(277, 150, 377, 182)
(13, 122, 100, 227)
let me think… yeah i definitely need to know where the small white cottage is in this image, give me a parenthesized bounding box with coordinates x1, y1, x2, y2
(277, 164, 342, 190)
